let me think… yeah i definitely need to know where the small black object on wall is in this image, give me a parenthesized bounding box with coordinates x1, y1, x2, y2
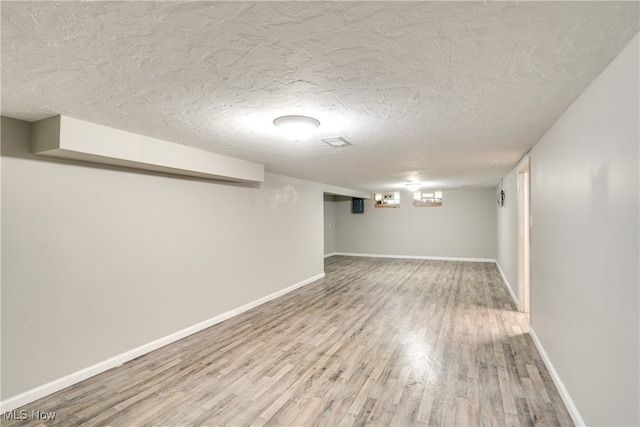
(352, 197, 364, 214)
(497, 178, 506, 207)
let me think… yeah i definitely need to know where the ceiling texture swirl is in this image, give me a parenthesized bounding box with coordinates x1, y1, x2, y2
(2, 1, 639, 192)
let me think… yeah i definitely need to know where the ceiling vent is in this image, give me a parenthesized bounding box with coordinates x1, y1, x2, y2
(322, 136, 352, 148)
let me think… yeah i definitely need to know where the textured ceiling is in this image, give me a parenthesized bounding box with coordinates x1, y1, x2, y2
(2, 1, 639, 192)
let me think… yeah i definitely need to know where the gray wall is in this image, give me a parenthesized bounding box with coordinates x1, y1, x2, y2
(497, 34, 639, 425)
(1, 117, 325, 400)
(334, 189, 497, 260)
(323, 194, 336, 256)
(496, 167, 519, 298)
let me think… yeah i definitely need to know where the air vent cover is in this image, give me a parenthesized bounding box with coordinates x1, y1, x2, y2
(321, 137, 352, 147)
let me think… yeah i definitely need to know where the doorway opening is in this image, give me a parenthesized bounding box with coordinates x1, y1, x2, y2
(517, 159, 531, 316)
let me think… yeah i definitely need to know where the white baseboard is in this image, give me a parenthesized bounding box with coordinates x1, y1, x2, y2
(324, 252, 338, 258)
(495, 261, 518, 307)
(0, 273, 325, 413)
(529, 327, 585, 427)
(333, 252, 497, 263)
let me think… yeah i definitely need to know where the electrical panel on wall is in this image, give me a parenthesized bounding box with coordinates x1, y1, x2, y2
(352, 198, 364, 214)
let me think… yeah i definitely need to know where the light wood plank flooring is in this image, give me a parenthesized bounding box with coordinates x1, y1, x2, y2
(2, 256, 573, 426)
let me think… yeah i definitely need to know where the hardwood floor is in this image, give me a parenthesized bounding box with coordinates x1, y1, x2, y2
(2, 256, 573, 426)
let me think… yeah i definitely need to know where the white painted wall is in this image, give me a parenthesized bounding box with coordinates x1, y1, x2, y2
(496, 167, 520, 300)
(1, 117, 325, 401)
(323, 195, 336, 256)
(334, 189, 497, 260)
(497, 34, 639, 426)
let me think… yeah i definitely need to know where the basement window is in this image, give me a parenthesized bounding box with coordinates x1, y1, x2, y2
(413, 191, 442, 207)
(373, 192, 400, 208)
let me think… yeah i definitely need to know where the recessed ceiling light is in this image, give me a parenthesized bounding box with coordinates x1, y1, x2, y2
(273, 115, 320, 141)
(494, 157, 509, 162)
(321, 137, 352, 147)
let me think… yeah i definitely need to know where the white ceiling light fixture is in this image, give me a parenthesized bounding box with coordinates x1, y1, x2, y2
(404, 181, 422, 192)
(273, 115, 320, 141)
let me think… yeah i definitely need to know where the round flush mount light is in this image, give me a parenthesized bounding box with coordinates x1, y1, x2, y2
(273, 115, 320, 141)
(404, 181, 422, 192)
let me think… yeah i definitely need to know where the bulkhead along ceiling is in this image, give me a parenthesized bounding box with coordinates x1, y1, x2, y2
(2, 1, 639, 192)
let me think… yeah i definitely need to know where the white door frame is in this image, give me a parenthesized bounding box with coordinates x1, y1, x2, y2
(517, 158, 531, 314)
